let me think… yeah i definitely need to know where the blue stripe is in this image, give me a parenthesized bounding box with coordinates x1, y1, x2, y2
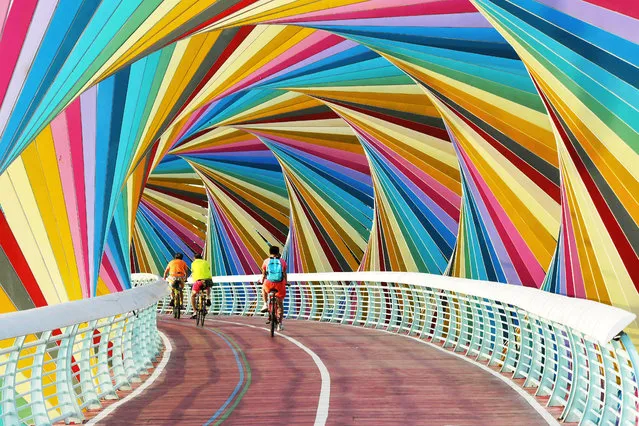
(204, 328, 245, 425)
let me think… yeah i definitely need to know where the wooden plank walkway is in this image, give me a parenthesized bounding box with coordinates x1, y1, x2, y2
(96, 316, 552, 425)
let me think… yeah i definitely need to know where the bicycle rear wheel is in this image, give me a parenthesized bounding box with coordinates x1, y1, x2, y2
(270, 299, 276, 337)
(172, 291, 179, 319)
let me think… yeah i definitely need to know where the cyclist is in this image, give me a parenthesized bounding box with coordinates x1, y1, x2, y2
(190, 253, 213, 319)
(260, 246, 287, 331)
(163, 253, 189, 308)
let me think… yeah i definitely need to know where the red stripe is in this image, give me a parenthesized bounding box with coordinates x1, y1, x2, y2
(169, 0, 260, 43)
(441, 94, 560, 204)
(175, 26, 255, 118)
(584, 0, 639, 20)
(0, 212, 48, 307)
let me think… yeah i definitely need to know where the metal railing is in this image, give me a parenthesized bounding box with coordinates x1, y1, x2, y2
(167, 271, 639, 426)
(0, 274, 166, 426)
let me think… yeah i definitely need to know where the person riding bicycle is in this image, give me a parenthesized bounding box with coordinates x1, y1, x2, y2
(163, 253, 189, 308)
(190, 253, 213, 319)
(260, 246, 287, 331)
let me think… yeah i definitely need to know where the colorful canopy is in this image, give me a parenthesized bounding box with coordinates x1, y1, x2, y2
(0, 0, 637, 336)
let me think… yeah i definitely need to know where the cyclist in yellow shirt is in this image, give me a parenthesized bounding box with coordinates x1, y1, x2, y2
(190, 253, 213, 319)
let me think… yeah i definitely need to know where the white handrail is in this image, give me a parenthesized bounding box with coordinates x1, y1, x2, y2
(0, 275, 167, 425)
(188, 274, 639, 425)
(0, 278, 168, 340)
(208, 271, 636, 343)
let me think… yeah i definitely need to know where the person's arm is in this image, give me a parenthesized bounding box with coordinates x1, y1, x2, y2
(163, 265, 170, 279)
(283, 259, 288, 284)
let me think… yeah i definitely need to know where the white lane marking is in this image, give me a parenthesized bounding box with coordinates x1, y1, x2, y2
(341, 323, 560, 426)
(86, 331, 173, 425)
(212, 319, 331, 426)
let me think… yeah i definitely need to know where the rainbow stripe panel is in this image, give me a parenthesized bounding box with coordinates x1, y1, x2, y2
(0, 0, 637, 339)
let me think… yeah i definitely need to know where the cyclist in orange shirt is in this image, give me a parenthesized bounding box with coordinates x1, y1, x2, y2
(163, 253, 189, 308)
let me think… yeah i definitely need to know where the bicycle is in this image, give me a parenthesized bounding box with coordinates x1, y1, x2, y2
(171, 284, 183, 319)
(194, 290, 207, 327)
(267, 289, 279, 337)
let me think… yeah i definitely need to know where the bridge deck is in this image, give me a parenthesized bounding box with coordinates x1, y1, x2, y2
(94, 316, 551, 425)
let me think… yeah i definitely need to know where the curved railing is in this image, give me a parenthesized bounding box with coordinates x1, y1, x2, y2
(0, 274, 166, 425)
(162, 271, 639, 425)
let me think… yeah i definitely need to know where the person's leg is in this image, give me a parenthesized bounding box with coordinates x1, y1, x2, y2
(277, 298, 284, 321)
(179, 282, 185, 308)
(260, 283, 269, 312)
(190, 290, 197, 318)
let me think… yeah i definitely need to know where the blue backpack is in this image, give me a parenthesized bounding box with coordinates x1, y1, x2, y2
(266, 258, 283, 282)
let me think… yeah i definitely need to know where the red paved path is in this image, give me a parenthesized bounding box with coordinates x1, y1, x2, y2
(97, 316, 550, 425)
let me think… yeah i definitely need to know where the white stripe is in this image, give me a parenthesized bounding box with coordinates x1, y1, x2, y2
(344, 324, 560, 426)
(86, 331, 173, 425)
(213, 319, 331, 426)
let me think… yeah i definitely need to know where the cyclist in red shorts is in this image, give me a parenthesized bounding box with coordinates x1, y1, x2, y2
(259, 246, 287, 331)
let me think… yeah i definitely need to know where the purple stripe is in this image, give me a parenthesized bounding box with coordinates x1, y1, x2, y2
(536, 0, 639, 43)
(266, 39, 360, 81)
(80, 86, 97, 286)
(305, 12, 491, 28)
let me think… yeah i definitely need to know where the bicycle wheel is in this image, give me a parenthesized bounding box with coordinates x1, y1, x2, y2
(176, 294, 181, 319)
(270, 299, 276, 337)
(173, 291, 179, 319)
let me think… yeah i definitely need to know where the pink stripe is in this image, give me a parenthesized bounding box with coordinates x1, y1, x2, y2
(80, 87, 97, 285)
(248, 130, 368, 171)
(217, 201, 256, 272)
(266, 0, 475, 24)
(187, 138, 264, 154)
(99, 249, 121, 294)
(0, 0, 38, 106)
(51, 112, 89, 298)
(266, 38, 359, 82)
(214, 32, 342, 99)
(301, 12, 491, 28)
(345, 117, 461, 209)
(144, 200, 201, 244)
(0, 0, 56, 137)
(353, 125, 460, 231)
(461, 146, 545, 286)
(66, 98, 90, 294)
(173, 106, 209, 144)
(561, 187, 586, 298)
(0, 0, 12, 34)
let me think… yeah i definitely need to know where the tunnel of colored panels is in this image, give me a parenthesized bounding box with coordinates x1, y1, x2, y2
(0, 1, 638, 339)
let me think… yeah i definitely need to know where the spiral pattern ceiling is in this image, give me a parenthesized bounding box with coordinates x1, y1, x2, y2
(0, 0, 637, 336)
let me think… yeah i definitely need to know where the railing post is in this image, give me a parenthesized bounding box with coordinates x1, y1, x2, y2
(618, 333, 639, 425)
(30, 332, 50, 425)
(443, 291, 460, 349)
(599, 341, 622, 426)
(547, 325, 572, 407)
(110, 316, 131, 391)
(56, 325, 84, 424)
(78, 322, 101, 410)
(123, 314, 141, 383)
(500, 306, 520, 374)
(476, 299, 494, 361)
(580, 340, 605, 424)
(353, 284, 364, 326)
(95, 318, 117, 399)
(1, 335, 25, 426)
(562, 332, 588, 422)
